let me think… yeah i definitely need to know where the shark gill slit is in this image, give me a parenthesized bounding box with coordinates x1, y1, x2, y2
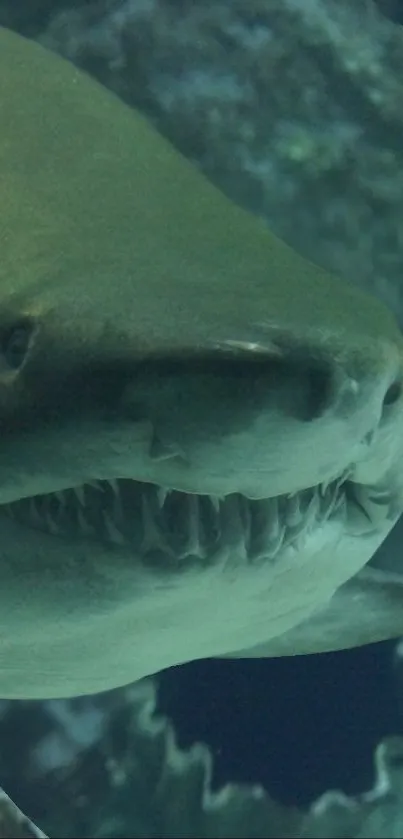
(0, 475, 395, 570)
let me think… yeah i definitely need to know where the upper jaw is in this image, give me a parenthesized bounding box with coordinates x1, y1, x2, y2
(0, 413, 394, 511)
(0, 346, 401, 507)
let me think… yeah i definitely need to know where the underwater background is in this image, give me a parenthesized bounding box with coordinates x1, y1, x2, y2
(1, 0, 403, 836)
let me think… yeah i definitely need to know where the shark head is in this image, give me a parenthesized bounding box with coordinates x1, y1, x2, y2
(1, 26, 403, 698)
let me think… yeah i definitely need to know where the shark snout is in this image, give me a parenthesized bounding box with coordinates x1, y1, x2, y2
(121, 333, 403, 499)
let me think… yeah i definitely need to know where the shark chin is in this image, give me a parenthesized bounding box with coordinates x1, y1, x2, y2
(0, 440, 401, 700)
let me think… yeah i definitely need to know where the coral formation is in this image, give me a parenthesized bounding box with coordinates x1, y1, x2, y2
(2, 681, 403, 837)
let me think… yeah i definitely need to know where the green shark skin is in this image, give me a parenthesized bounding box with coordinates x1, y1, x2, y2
(1, 26, 403, 698)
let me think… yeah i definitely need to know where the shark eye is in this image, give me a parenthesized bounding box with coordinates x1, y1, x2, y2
(3, 323, 32, 369)
(383, 380, 402, 408)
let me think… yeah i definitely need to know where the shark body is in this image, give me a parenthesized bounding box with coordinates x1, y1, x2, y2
(1, 27, 403, 698)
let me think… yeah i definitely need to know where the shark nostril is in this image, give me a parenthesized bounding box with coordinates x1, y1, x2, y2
(277, 353, 334, 423)
(383, 380, 402, 409)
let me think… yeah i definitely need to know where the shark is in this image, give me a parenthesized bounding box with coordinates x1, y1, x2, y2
(1, 25, 403, 699)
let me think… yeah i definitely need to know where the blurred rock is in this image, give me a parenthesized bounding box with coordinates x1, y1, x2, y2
(375, 0, 403, 24)
(0, 1, 90, 35)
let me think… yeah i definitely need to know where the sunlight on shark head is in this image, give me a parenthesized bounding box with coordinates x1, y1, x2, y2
(1, 26, 403, 698)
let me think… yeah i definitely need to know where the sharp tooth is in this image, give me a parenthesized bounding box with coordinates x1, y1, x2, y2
(217, 495, 246, 558)
(320, 478, 332, 497)
(45, 512, 60, 535)
(210, 495, 220, 514)
(324, 490, 345, 519)
(76, 508, 95, 537)
(334, 493, 347, 517)
(285, 493, 303, 528)
(108, 479, 120, 497)
(86, 480, 103, 491)
(335, 472, 347, 492)
(103, 512, 127, 546)
(181, 494, 203, 558)
(54, 490, 67, 506)
(30, 498, 43, 525)
(249, 497, 284, 560)
(111, 490, 123, 521)
(305, 491, 320, 528)
(267, 523, 285, 558)
(266, 498, 282, 546)
(157, 486, 169, 508)
(74, 486, 86, 506)
(141, 495, 165, 553)
(321, 491, 336, 518)
(320, 470, 347, 497)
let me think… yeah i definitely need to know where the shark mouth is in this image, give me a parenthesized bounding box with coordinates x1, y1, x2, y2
(0, 473, 396, 569)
